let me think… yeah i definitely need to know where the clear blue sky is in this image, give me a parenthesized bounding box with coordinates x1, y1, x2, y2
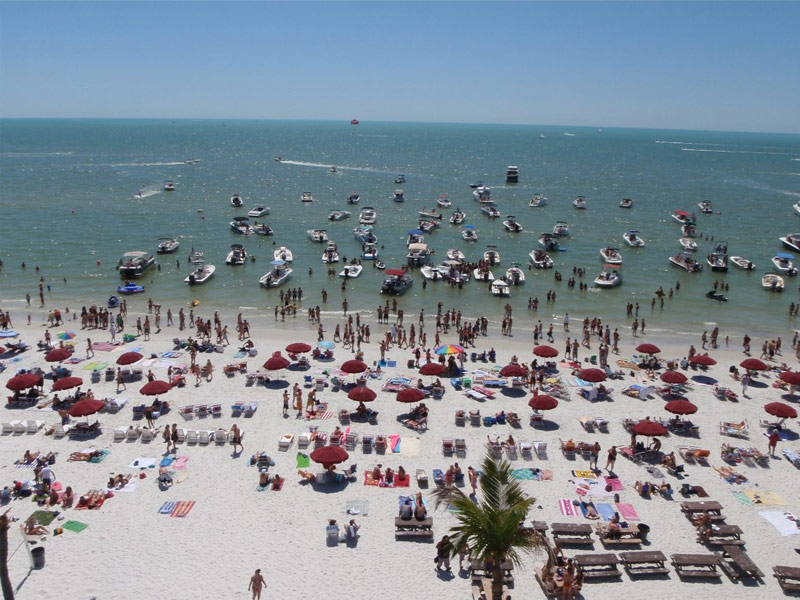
(1, 1, 799, 133)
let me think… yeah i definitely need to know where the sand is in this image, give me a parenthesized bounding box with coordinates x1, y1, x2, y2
(1, 303, 798, 600)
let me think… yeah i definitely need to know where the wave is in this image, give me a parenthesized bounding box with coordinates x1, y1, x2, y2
(656, 140, 730, 146)
(0, 151, 73, 158)
(681, 148, 797, 156)
(563, 133, 576, 137)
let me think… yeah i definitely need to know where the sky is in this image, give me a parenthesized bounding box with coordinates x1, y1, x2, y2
(1, 1, 799, 133)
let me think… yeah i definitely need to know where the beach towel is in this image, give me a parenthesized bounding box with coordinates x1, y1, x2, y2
(91, 342, 119, 352)
(559, 498, 578, 517)
(170, 501, 196, 518)
(732, 490, 755, 506)
(159, 456, 176, 468)
(764, 430, 794, 441)
(30, 510, 57, 526)
(234, 351, 246, 359)
(15, 461, 36, 470)
(433, 469, 444, 484)
(296, 453, 310, 468)
(394, 475, 410, 487)
(511, 468, 536, 480)
(646, 466, 665, 479)
(617, 503, 640, 522)
(541, 469, 554, 481)
(271, 478, 285, 491)
(62, 520, 88, 533)
(572, 470, 597, 479)
(345, 499, 369, 516)
(65, 357, 84, 365)
(399, 437, 421, 457)
(761, 511, 800, 536)
(82, 362, 103, 371)
(377, 360, 397, 367)
(364, 472, 382, 486)
(89, 449, 110, 464)
(172, 456, 190, 471)
(107, 481, 136, 493)
(744, 490, 787, 506)
(604, 476, 624, 491)
(596, 503, 616, 521)
(390, 435, 401, 452)
(575, 478, 609, 497)
(129, 457, 156, 469)
(318, 411, 334, 420)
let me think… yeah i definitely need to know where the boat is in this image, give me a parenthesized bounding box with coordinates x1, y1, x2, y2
(164, 181, 175, 192)
(730, 256, 756, 271)
(406, 243, 430, 267)
(706, 241, 728, 272)
(393, 189, 405, 202)
(185, 263, 215, 285)
(230, 194, 243, 207)
(446, 248, 466, 263)
(480, 203, 500, 219)
(418, 220, 437, 233)
(328, 210, 351, 221)
(594, 265, 622, 288)
(188, 248, 205, 264)
(353, 225, 377, 244)
(681, 224, 697, 238)
(350, 119, 359, 125)
(107, 295, 120, 308)
(301, 192, 314, 203)
(599, 247, 623, 265)
(361, 243, 379, 260)
(505, 165, 519, 184)
(252, 222, 273, 236)
(248, 206, 270, 217)
(156, 237, 180, 254)
(762, 273, 785, 291)
(573, 196, 587, 209)
(619, 198, 633, 209)
(490, 279, 511, 296)
(395, 174, 406, 184)
(473, 267, 494, 282)
(359, 207, 377, 225)
(347, 193, 360, 204)
(538, 233, 559, 251)
(321, 242, 339, 264)
(553, 221, 570, 237)
(502, 215, 522, 233)
(449, 209, 466, 225)
(794, 202, 800, 216)
(420, 265, 446, 281)
(529, 250, 554, 269)
(259, 262, 292, 288)
(118, 281, 146, 294)
(307, 229, 329, 243)
(772, 253, 798, 275)
(483, 244, 501, 266)
(461, 227, 478, 242)
(779, 233, 800, 253)
(230, 217, 254, 235)
(339, 264, 363, 278)
(418, 208, 442, 220)
(117, 251, 156, 278)
(698, 200, 713, 214)
(225, 244, 247, 265)
(436, 194, 452, 208)
(381, 269, 413, 295)
(273, 156, 283, 162)
(473, 186, 492, 203)
(529, 194, 548, 208)
(273, 246, 293, 263)
(468, 180, 484, 189)
(407, 230, 425, 246)
(669, 252, 703, 273)
(505, 263, 525, 285)
(679, 237, 698, 251)
(374, 260, 386, 270)
(705, 290, 728, 302)
(184, 159, 200, 165)
(671, 210, 695, 225)
(329, 167, 338, 173)
(622, 230, 645, 247)
(539, 133, 545, 139)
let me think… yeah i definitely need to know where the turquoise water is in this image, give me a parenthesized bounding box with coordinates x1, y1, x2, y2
(1, 119, 799, 337)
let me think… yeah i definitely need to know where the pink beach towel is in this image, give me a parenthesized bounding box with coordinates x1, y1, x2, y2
(617, 503, 640, 522)
(559, 498, 577, 517)
(604, 476, 624, 491)
(172, 456, 190, 470)
(92, 342, 119, 352)
(170, 500, 196, 518)
(389, 435, 401, 452)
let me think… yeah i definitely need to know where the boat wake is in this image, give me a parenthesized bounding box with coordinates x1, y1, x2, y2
(0, 151, 74, 158)
(134, 189, 162, 199)
(108, 161, 190, 167)
(681, 148, 797, 156)
(276, 159, 396, 174)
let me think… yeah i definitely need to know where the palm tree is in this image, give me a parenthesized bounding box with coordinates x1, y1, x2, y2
(0, 510, 13, 599)
(431, 452, 543, 600)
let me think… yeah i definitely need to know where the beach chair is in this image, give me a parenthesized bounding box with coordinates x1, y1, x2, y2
(141, 428, 156, 443)
(594, 417, 609, 433)
(211, 404, 222, 417)
(455, 410, 466, 426)
(530, 412, 544, 427)
(126, 426, 141, 441)
(519, 441, 533, 459)
(338, 409, 351, 424)
(455, 438, 467, 456)
(580, 417, 595, 432)
(314, 432, 328, 448)
(560, 440, 577, 459)
(783, 448, 800, 467)
(132, 404, 146, 420)
(199, 430, 214, 444)
(244, 402, 258, 417)
(113, 426, 126, 441)
(211, 428, 226, 445)
(374, 435, 388, 452)
(278, 433, 294, 450)
(443, 438, 455, 456)
(296, 431, 310, 449)
(506, 443, 518, 460)
(231, 403, 245, 416)
(533, 441, 548, 459)
(330, 432, 344, 447)
(196, 404, 209, 418)
(0, 422, 13, 435)
(175, 428, 186, 443)
(507, 412, 521, 428)
(362, 434, 374, 453)
(25, 420, 43, 433)
(179, 405, 194, 419)
(416, 469, 429, 486)
(52, 423, 71, 439)
(315, 378, 326, 392)
(720, 420, 749, 439)
(344, 432, 358, 450)
(469, 410, 481, 427)
(186, 429, 199, 444)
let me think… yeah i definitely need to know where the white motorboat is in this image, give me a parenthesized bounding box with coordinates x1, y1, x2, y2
(359, 207, 377, 225)
(730, 256, 756, 271)
(622, 230, 645, 247)
(407, 230, 425, 246)
(529, 194, 548, 208)
(553, 221, 570, 237)
(698, 200, 713, 214)
(483, 245, 500, 266)
(328, 210, 351, 221)
(679, 237, 698, 251)
(339, 264, 363, 278)
(273, 246, 293, 263)
(794, 203, 800, 216)
(469, 180, 484, 189)
(117, 251, 156, 278)
(253, 222, 273, 236)
(594, 265, 622, 288)
(505, 165, 519, 184)
(353, 225, 377, 244)
(156, 237, 180, 254)
(419, 208, 442, 220)
(480, 203, 500, 218)
(361, 243, 379, 260)
(418, 220, 437, 233)
(599, 247, 623, 265)
(681, 224, 697, 238)
(395, 174, 406, 184)
(321, 242, 339, 264)
(503, 215, 522, 233)
(762, 273, 785, 291)
(381, 269, 413, 295)
(672, 210, 695, 225)
(436, 195, 452, 208)
(490, 279, 511, 297)
(505, 263, 526, 285)
(573, 196, 587, 209)
(669, 252, 703, 273)
(779, 233, 800, 253)
(329, 166, 338, 173)
(473, 268, 495, 282)
(307, 229, 329, 243)
(706, 241, 728, 272)
(393, 189, 405, 202)
(529, 250, 554, 268)
(446, 248, 466, 263)
(184, 263, 215, 285)
(374, 260, 385, 270)
(225, 244, 247, 265)
(230, 217, 254, 235)
(462, 227, 478, 242)
(420, 265, 446, 281)
(406, 243, 430, 267)
(230, 194, 243, 207)
(450, 209, 466, 225)
(538, 233, 559, 251)
(301, 192, 313, 203)
(259, 263, 292, 288)
(188, 248, 205, 265)
(164, 181, 175, 192)
(619, 198, 633, 209)
(347, 193, 360, 204)
(772, 253, 798, 275)
(473, 186, 492, 203)
(248, 206, 270, 217)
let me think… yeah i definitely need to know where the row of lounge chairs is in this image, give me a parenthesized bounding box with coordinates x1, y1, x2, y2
(114, 426, 242, 445)
(1, 419, 45, 435)
(454, 409, 521, 428)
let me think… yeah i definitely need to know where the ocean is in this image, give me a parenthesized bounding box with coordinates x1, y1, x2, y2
(1, 118, 798, 341)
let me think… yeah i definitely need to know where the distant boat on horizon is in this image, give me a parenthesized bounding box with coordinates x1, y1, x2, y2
(351, 119, 359, 125)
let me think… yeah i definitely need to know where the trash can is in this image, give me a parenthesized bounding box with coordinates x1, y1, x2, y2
(637, 524, 651, 541)
(31, 546, 45, 569)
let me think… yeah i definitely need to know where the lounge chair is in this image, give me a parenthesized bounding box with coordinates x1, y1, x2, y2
(198, 430, 214, 444)
(530, 412, 544, 427)
(113, 426, 126, 441)
(141, 428, 155, 443)
(455, 438, 467, 456)
(594, 417, 609, 433)
(175, 428, 186, 443)
(374, 435, 388, 452)
(443, 438, 455, 455)
(179, 405, 194, 419)
(455, 410, 466, 426)
(1, 422, 13, 435)
(186, 429, 199, 444)
(214, 428, 228, 445)
(533, 441, 547, 459)
(580, 417, 595, 432)
(211, 404, 222, 417)
(344, 432, 358, 450)
(339, 409, 351, 424)
(506, 444, 518, 460)
(507, 412, 521, 428)
(314, 432, 328, 448)
(52, 423, 71, 439)
(231, 403, 245, 416)
(25, 420, 44, 433)
(783, 448, 800, 468)
(469, 410, 481, 426)
(243, 402, 257, 417)
(719, 420, 749, 439)
(560, 439, 577, 459)
(279, 433, 294, 450)
(330, 432, 344, 447)
(362, 434, 374, 452)
(416, 469, 429, 486)
(196, 404, 209, 418)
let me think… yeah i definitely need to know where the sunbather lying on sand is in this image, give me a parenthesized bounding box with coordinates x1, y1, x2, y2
(107, 474, 133, 489)
(25, 516, 48, 536)
(77, 489, 106, 509)
(69, 450, 102, 462)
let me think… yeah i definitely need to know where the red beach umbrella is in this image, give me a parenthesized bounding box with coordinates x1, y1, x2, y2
(632, 419, 668, 436)
(419, 362, 446, 376)
(764, 402, 798, 420)
(779, 372, 800, 386)
(396, 388, 426, 403)
(660, 370, 688, 384)
(69, 398, 105, 418)
(140, 380, 171, 396)
(52, 376, 83, 391)
(636, 343, 661, 355)
(689, 354, 716, 366)
(340, 359, 368, 374)
(578, 368, 607, 383)
(45, 348, 72, 362)
(499, 364, 527, 377)
(310, 446, 349, 469)
(528, 394, 559, 411)
(116, 351, 144, 365)
(347, 386, 377, 403)
(665, 399, 698, 415)
(5, 373, 40, 391)
(740, 358, 767, 371)
(285, 342, 312, 354)
(264, 353, 290, 371)
(533, 345, 559, 358)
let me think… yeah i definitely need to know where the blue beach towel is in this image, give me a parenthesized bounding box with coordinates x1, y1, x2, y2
(596, 503, 616, 521)
(160, 456, 176, 468)
(159, 501, 177, 515)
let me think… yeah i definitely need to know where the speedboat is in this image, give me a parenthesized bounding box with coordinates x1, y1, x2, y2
(679, 237, 698, 251)
(156, 237, 180, 254)
(226, 244, 247, 265)
(779, 233, 800, 253)
(163, 181, 175, 192)
(353, 225, 377, 244)
(252, 222, 273, 236)
(553, 221, 570, 237)
(529, 250, 554, 269)
(418, 220, 437, 233)
(446, 248, 466, 263)
(730, 256, 756, 271)
(794, 202, 800, 216)
(529, 194, 548, 208)
(381, 270, 413, 295)
(619, 198, 633, 209)
(307, 229, 329, 243)
(449, 209, 466, 225)
(505, 263, 525, 285)
(329, 166, 338, 173)
(230, 217, 254, 235)
(473, 267, 494, 282)
(594, 266, 622, 288)
(117, 251, 156, 278)
(671, 210, 695, 225)
(350, 119, 359, 125)
(248, 206, 270, 217)
(772, 253, 798, 275)
(599, 247, 622, 265)
(538, 233, 559, 251)
(669, 252, 703, 273)
(490, 279, 511, 297)
(473, 186, 492, 203)
(419, 208, 442, 220)
(347, 193, 360, 204)
(361, 243, 379, 260)
(420, 265, 446, 281)
(185, 263, 215, 285)
(681, 224, 697, 238)
(301, 192, 314, 203)
(480, 203, 500, 219)
(395, 174, 406, 184)
(321, 242, 339, 264)
(573, 196, 587, 209)
(273, 156, 283, 162)
(762, 273, 785, 291)
(118, 281, 146, 294)
(359, 207, 377, 225)
(273, 246, 293, 263)
(436, 194, 452, 208)
(259, 262, 292, 288)
(698, 200, 713, 214)
(622, 230, 645, 247)
(393, 189, 405, 202)
(706, 241, 728, 272)
(483, 245, 500, 266)
(231, 194, 243, 207)
(469, 180, 484, 189)
(505, 165, 519, 184)
(407, 230, 425, 246)
(328, 210, 351, 221)
(406, 243, 430, 267)
(705, 290, 728, 302)
(374, 260, 386, 270)
(462, 226, 478, 242)
(339, 264, 363, 278)
(188, 248, 205, 264)
(503, 215, 522, 233)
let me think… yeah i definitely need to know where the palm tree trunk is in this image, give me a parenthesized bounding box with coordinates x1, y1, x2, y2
(491, 564, 504, 600)
(0, 512, 14, 600)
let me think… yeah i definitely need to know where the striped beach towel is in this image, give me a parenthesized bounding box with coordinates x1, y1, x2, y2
(170, 501, 196, 518)
(390, 435, 401, 452)
(559, 498, 578, 517)
(616, 503, 640, 522)
(159, 501, 177, 515)
(318, 411, 334, 420)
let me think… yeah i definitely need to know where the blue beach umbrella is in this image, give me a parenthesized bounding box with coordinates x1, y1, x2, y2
(318, 341, 335, 350)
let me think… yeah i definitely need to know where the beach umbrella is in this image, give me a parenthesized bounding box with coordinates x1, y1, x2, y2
(689, 354, 716, 366)
(45, 348, 72, 362)
(632, 419, 668, 437)
(578, 368, 606, 383)
(310, 445, 349, 469)
(340, 359, 368, 374)
(740, 358, 767, 371)
(318, 341, 335, 350)
(52, 376, 83, 391)
(69, 397, 105, 418)
(419, 362, 446, 376)
(665, 399, 698, 415)
(56, 331, 77, 341)
(779, 372, 800, 386)
(347, 386, 377, 403)
(116, 351, 143, 366)
(636, 343, 661, 355)
(140, 380, 171, 396)
(660, 370, 688, 384)
(434, 344, 465, 356)
(5, 373, 40, 391)
(764, 402, 798, 420)
(286, 342, 312, 354)
(528, 394, 559, 411)
(499, 364, 527, 377)
(533, 345, 559, 358)
(264, 353, 290, 371)
(396, 388, 426, 403)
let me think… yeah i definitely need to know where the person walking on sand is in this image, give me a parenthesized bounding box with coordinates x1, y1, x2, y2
(741, 372, 751, 397)
(605, 445, 617, 472)
(249, 569, 266, 600)
(768, 429, 780, 456)
(116, 367, 126, 392)
(86, 338, 94, 358)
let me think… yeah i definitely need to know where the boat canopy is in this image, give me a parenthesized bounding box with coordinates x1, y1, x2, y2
(270, 259, 286, 265)
(602, 264, 621, 269)
(673, 210, 690, 216)
(385, 269, 407, 276)
(408, 229, 423, 235)
(408, 243, 428, 251)
(233, 216, 250, 222)
(776, 252, 795, 260)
